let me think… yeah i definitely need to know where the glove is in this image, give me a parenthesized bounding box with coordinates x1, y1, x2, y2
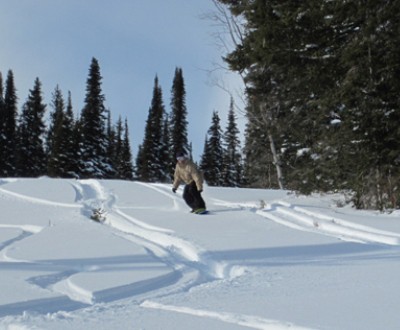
(172, 187, 177, 193)
(198, 189, 203, 193)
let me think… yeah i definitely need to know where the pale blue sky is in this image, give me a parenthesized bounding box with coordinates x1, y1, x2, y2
(0, 0, 244, 160)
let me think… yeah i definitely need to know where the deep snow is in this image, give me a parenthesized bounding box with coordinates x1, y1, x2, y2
(0, 177, 399, 330)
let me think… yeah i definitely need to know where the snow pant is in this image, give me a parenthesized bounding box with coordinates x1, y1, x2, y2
(183, 181, 206, 211)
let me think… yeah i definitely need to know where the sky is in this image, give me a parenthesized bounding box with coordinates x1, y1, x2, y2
(0, 0, 245, 160)
(1, 177, 400, 329)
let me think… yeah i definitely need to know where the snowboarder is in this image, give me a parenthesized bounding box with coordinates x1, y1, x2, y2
(172, 151, 207, 214)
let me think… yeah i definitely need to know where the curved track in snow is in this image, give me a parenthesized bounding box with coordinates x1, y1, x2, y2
(256, 201, 400, 245)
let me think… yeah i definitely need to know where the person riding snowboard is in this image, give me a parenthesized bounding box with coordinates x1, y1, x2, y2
(172, 151, 207, 214)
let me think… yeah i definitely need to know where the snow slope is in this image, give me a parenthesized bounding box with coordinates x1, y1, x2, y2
(0, 177, 399, 330)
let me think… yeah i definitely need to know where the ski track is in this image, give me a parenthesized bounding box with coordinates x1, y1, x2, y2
(0, 180, 181, 316)
(0, 179, 232, 316)
(141, 301, 314, 330)
(0, 223, 45, 263)
(212, 198, 400, 245)
(0, 180, 73, 263)
(101, 181, 229, 279)
(0, 187, 79, 208)
(263, 201, 400, 245)
(5, 180, 397, 329)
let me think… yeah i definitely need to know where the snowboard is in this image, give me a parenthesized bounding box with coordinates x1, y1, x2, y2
(193, 208, 209, 215)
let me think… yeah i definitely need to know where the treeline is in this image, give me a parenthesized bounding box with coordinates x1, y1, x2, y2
(0, 58, 134, 180)
(215, 0, 400, 209)
(0, 58, 244, 187)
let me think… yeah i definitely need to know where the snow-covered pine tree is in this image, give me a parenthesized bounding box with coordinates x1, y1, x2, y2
(79, 58, 112, 178)
(0, 71, 18, 177)
(47, 87, 78, 178)
(47, 85, 65, 177)
(17, 78, 47, 177)
(215, 0, 400, 208)
(274, 0, 346, 193)
(64, 92, 82, 178)
(217, 0, 289, 190)
(137, 76, 168, 182)
(114, 117, 134, 180)
(215, 0, 343, 191)
(222, 97, 243, 187)
(334, 0, 400, 209)
(0, 72, 5, 175)
(134, 144, 144, 180)
(121, 118, 134, 180)
(114, 116, 123, 178)
(170, 67, 189, 158)
(160, 112, 172, 182)
(104, 109, 117, 179)
(200, 111, 224, 186)
(200, 135, 211, 176)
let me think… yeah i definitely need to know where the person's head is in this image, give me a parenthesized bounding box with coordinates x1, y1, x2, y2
(176, 151, 187, 163)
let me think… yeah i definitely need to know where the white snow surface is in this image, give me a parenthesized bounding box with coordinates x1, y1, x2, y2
(0, 177, 399, 330)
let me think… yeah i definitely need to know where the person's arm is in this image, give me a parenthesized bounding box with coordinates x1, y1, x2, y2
(172, 166, 181, 190)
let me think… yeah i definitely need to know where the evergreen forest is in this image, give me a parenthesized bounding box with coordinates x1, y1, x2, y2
(0, 59, 134, 181)
(0, 60, 243, 188)
(1, 0, 400, 211)
(213, 0, 400, 210)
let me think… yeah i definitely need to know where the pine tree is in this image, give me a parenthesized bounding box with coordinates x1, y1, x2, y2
(187, 142, 193, 160)
(135, 144, 144, 180)
(170, 67, 189, 157)
(334, 0, 400, 209)
(200, 135, 212, 176)
(216, 0, 343, 191)
(79, 58, 112, 178)
(0, 71, 18, 176)
(0, 72, 5, 175)
(222, 98, 243, 187)
(242, 103, 275, 188)
(121, 119, 134, 180)
(47, 87, 77, 177)
(17, 78, 47, 177)
(105, 109, 117, 178)
(114, 116, 123, 178)
(47, 85, 65, 177)
(200, 111, 224, 186)
(64, 92, 81, 178)
(161, 113, 173, 181)
(279, 0, 354, 193)
(0, 72, 3, 109)
(216, 0, 400, 207)
(219, 0, 291, 189)
(114, 117, 134, 180)
(137, 76, 168, 182)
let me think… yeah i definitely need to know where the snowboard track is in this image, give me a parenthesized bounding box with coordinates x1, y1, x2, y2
(0, 180, 237, 321)
(256, 201, 400, 245)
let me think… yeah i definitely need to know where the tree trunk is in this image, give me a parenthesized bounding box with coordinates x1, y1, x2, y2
(268, 132, 284, 189)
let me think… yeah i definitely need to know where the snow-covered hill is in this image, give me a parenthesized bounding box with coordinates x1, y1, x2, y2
(1, 178, 399, 330)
